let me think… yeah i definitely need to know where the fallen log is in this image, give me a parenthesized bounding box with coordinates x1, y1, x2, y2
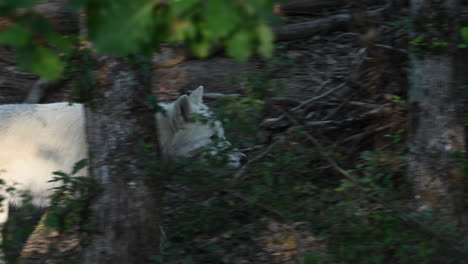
(279, 0, 347, 15)
(274, 8, 385, 41)
(274, 13, 350, 41)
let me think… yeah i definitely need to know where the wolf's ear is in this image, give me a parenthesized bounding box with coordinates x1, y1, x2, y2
(172, 95, 192, 127)
(189, 86, 204, 105)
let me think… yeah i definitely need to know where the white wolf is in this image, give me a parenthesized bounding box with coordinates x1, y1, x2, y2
(0, 86, 245, 227)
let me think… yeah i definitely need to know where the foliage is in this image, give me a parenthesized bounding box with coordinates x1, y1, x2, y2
(230, 52, 292, 99)
(46, 159, 100, 233)
(64, 47, 99, 103)
(322, 205, 456, 264)
(160, 135, 464, 263)
(390, 95, 406, 105)
(215, 97, 264, 146)
(0, 0, 280, 80)
(458, 27, 468, 48)
(336, 150, 404, 195)
(384, 129, 405, 144)
(1, 191, 41, 263)
(0, 18, 71, 80)
(409, 36, 428, 54)
(388, 19, 409, 31)
(153, 62, 466, 263)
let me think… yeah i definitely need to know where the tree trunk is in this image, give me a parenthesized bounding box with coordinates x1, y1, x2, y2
(81, 58, 162, 263)
(408, 0, 465, 226)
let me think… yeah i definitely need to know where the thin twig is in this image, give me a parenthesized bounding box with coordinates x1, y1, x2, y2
(232, 138, 284, 182)
(373, 44, 408, 54)
(240, 145, 266, 153)
(291, 82, 347, 112)
(261, 83, 347, 128)
(341, 123, 395, 144)
(320, 97, 349, 121)
(274, 105, 467, 256)
(0, 56, 15, 65)
(202, 93, 241, 100)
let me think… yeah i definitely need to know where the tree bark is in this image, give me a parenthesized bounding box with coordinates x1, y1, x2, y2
(81, 58, 161, 263)
(31, 0, 79, 35)
(274, 13, 351, 41)
(408, 0, 465, 226)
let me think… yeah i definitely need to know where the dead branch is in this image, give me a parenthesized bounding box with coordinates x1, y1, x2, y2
(279, 0, 346, 16)
(23, 78, 68, 103)
(261, 83, 347, 129)
(202, 92, 241, 100)
(347, 101, 382, 108)
(240, 145, 266, 153)
(23, 79, 50, 103)
(341, 122, 395, 144)
(373, 44, 408, 54)
(274, 7, 387, 41)
(274, 105, 467, 256)
(274, 13, 352, 42)
(0, 55, 15, 65)
(293, 82, 347, 111)
(232, 138, 284, 182)
(270, 97, 301, 107)
(320, 96, 351, 120)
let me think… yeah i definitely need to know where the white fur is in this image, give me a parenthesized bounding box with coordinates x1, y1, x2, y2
(0, 86, 245, 225)
(157, 87, 245, 167)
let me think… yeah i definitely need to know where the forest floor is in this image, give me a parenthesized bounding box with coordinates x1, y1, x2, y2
(4, 1, 463, 264)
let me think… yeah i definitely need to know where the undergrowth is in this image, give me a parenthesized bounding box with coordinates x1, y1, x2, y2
(160, 140, 465, 263)
(3, 57, 466, 264)
(156, 62, 467, 264)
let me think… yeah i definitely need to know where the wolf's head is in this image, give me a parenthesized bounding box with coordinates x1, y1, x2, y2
(156, 86, 246, 168)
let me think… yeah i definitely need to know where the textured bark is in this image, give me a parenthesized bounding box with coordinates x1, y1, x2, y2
(81, 59, 161, 263)
(0, 67, 36, 104)
(31, 0, 79, 35)
(408, 0, 465, 225)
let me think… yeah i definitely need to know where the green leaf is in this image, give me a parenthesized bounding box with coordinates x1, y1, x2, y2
(227, 30, 252, 61)
(72, 159, 88, 175)
(0, 24, 30, 46)
(50, 171, 67, 180)
(191, 40, 211, 58)
(45, 212, 61, 229)
(68, 0, 88, 10)
(12, 0, 38, 8)
(257, 22, 274, 57)
(171, 0, 199, 16)
(17, 46, 63, 80)
(203, 0, 239, 39)
(34, 47, 63, 80)
(171, 20, 194, 42)
(88, 0, 158, 55)
(461, 27, 468, 43)
(335, 179, 355, 192)
(0, 0, 38, 14)
(47, 33, 73, 53)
